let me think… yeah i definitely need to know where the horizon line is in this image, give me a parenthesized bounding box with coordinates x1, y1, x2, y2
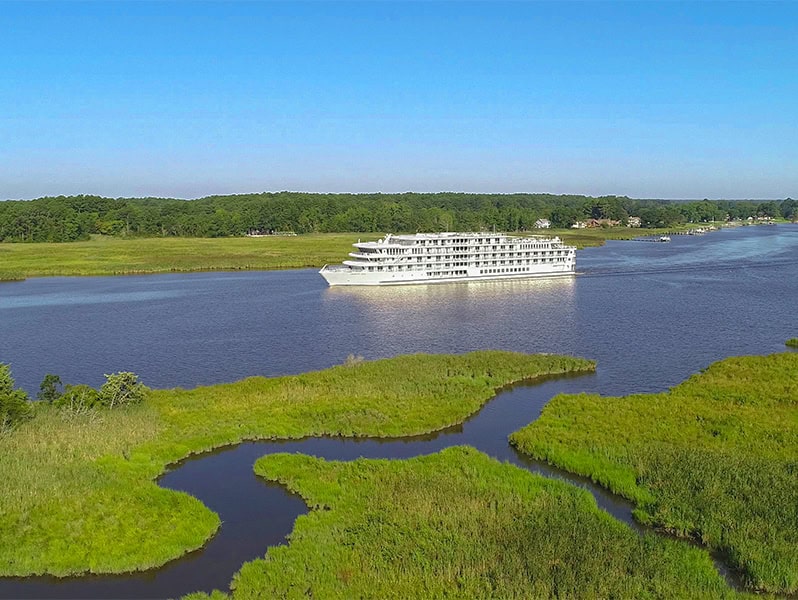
(2, 191, 793, 203)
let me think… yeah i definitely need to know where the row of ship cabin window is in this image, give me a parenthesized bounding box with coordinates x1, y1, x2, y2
(480, 267, 541, 274)
(358, 258, 567, 272)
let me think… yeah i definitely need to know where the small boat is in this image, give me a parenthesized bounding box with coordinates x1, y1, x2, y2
(659, 236, 671, 242)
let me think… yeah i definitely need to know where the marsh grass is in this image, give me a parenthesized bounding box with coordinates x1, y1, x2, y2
(550, 226, 680, 248)
(786, 338, 798, 348)
(184, 448, 734, 599)
(510, 353, 798, 594)
(0, 234, 377, 280)
(0, 351, 593, 576)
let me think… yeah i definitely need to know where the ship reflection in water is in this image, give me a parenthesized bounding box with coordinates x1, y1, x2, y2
(322, 276, 578, 358)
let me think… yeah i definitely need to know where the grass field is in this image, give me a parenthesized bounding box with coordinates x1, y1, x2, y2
(0, 227, 690, 280)
(548, 226, 678, 248)
(0, 234, 379, 280)
(0, 351, 593, 577)
(510, 352, 798, 594)
(185, 448, 735, 599)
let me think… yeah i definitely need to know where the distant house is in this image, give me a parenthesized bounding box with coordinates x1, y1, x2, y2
(246, 228, 297, 237)
(627, 216, 642, 228)
(586, 218, 621, 228)
(534, 218, 551, 229)
(571, 221, 587, 229)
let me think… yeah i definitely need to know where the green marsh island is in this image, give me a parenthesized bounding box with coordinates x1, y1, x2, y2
(511, 352, 798, 595)
(193, 448, 734, 599)
(0, 351, 592, 578)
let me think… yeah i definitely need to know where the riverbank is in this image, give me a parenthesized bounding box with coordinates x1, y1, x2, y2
(0, 351, 593, 577)
(0, 225, 724, 281)
(510, 352, 798, 594)
(0, 234, 378, 281)
(187, 448, 733, 599)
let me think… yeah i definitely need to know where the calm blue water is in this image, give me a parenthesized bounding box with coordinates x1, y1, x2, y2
(0, 224, 796, 598)
(2, 224, 796, 396)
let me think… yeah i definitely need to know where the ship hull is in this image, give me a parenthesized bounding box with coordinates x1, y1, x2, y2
(320, 264, 575, 286)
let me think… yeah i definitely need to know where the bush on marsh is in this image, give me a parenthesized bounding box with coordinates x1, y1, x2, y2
(55, 384, 102, 411)
(98, 371, 149, 408)
(37, 374, 63, 403)
(53, 372, 149, 411)
(0, 363, 33, 432)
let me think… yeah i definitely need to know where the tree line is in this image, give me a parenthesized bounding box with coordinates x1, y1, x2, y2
(0, 192, 795, 242)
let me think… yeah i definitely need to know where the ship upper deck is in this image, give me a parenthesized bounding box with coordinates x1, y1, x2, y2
(353, 232, 563, 251)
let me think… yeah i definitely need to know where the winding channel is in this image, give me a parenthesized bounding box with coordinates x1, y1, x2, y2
(1, 372, 744, 599)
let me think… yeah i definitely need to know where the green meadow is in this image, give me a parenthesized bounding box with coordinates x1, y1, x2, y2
(0, 351, 593, 576)
(0, 234, 377, 280)
(548, 226, 679, 248)
(0, 227, 684, 281)
(185, 448, 735, 599)
(511, 353, 798, 594)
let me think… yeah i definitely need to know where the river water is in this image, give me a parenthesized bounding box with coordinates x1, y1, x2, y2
(0, 224, 796, 598)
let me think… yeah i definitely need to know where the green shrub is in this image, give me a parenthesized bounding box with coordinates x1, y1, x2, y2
(0, 364, 33, 432)
(98, 372, 148, 408)
(37, 374, 63, 403)
(786, 338, 798, 348)
(55, 384, 101, 411)
(53, 372, 148, 412)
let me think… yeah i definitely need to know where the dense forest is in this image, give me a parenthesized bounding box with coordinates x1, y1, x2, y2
(0, 192, 794, 242)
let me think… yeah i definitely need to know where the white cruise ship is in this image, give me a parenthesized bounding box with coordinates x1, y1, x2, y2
(319, 232, 576, 286)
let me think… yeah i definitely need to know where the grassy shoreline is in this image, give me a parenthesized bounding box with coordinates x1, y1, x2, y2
(510, 352, 798, 594)
(185, 448, 734, 599)
(0, 351, 594, 577)
(0, 225, 736, 281)
(0, 234, 377, 281)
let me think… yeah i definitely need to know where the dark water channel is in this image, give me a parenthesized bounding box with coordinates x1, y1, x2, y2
(1, 225, 796, 598)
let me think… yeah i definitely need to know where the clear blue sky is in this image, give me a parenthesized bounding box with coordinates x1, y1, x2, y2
(1, 1, 796, 200)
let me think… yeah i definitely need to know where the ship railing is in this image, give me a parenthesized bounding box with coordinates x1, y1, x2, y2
(320, 264, 351, 272)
